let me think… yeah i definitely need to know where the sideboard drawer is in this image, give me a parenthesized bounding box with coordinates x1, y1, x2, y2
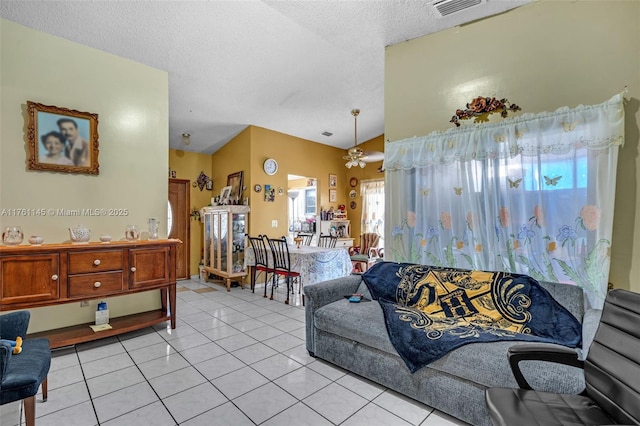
(68, 251, 123, 274)
(68, 272, 124, 297)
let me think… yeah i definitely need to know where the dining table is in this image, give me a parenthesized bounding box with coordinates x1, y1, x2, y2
(244, 243, 353, 288)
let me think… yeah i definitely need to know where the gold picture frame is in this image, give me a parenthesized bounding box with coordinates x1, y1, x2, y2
(329, 173, 337, 188)
(329, 189, 337, 203)
(26, 101, 99, 175)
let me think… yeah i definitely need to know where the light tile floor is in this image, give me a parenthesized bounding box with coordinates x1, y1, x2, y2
(0, 278, 469, 426)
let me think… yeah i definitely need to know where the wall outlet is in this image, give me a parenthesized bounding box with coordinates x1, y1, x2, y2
(80, 301, 89, 307)
(272, 220, 278, 228)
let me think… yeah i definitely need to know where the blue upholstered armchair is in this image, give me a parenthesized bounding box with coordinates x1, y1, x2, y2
(0, 311, 51, 426)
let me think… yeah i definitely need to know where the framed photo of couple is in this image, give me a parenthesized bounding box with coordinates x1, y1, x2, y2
(26, 101, 100, 175)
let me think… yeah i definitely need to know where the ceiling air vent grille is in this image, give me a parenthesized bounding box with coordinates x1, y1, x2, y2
(433, 0, 483, 16)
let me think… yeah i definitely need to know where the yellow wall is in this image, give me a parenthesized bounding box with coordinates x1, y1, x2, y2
(385, 1, 640, 292)
(0, 20, 169, 332)
(238, 126, 352, 237)
(168, 149, 214, 275)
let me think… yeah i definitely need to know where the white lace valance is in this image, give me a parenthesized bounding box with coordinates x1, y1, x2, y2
(360, 179, 384, 196)
(385, 94, 624, 171)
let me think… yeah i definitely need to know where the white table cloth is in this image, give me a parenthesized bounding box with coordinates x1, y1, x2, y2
(245, 244, 352, 285)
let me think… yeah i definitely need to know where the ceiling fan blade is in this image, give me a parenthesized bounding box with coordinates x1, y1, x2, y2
(362, 150, 384, 163)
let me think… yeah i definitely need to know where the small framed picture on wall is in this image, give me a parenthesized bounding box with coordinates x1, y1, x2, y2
(329, 189, 337, 203)
(329, 174, 337, 188)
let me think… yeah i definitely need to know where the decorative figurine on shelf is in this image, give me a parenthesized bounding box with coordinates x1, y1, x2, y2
(3, 226, 24, 246)
(28, 235, 44, 245)
(125, 225, 140, 241)
(68, 225, 90, 243)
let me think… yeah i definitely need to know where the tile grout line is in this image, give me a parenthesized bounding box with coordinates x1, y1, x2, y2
(32, 281, 443, 426)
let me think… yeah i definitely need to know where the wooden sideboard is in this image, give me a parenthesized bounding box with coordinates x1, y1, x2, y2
(0, 239, 180, 348)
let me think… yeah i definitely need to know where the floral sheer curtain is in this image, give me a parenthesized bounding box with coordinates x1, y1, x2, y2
(385, 94, 624, 308)
(360, 179, 385, 239)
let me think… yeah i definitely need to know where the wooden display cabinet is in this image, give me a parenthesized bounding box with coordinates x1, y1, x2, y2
(202, 205, 249, 291)
(0, 239, 180, 349)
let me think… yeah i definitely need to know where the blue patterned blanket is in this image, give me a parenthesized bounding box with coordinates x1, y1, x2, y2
(362, 262, 582, 373)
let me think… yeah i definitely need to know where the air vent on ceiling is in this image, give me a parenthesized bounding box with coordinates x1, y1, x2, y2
(432, 0, 483, 16)
(321, 131, 333, 137)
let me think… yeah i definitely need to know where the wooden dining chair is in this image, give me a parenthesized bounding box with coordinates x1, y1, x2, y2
(318, 233, 338, 248)
(296, 232, 314, 246)
(266, 236, 302, 305)
(246, 234, 271, 296)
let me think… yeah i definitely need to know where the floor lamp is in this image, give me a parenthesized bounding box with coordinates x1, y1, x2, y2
(288, 190, 299, 233)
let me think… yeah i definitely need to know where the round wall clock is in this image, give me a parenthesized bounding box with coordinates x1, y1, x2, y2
(254, 184, 262, 193)
(349, 177, 358, 187)
(263, 158, 278, 176)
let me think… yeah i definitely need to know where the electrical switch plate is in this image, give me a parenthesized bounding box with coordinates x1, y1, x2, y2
(272, 220, 278, 228)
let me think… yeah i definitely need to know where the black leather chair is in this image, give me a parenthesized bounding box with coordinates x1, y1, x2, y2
(485, 289, 640, 426)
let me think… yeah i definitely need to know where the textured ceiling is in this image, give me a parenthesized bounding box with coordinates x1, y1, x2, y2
(0, 0, 529, 154)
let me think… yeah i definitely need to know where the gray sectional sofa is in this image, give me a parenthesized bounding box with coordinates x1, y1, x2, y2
(304, 273, 602, 426)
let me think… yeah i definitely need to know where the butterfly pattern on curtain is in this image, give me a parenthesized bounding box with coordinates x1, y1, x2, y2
(384, 94, 625, 309)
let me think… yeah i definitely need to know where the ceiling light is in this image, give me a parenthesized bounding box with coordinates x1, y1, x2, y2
(343, 109, 367, 169)
(181, 133, 191, 145)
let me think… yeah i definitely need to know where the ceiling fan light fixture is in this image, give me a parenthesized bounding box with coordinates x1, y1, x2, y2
(344, 108, 366, 169)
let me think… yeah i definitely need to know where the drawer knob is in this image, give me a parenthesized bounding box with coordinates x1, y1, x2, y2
(94, 282, 101, 288)
(51, 274, 58, 281)
(94, 259, 101, 266)
(130, 267, 136, 272)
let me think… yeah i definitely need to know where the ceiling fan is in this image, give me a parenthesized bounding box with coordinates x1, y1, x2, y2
(343, 109, 383, 168)
(343, 109, 367, 168)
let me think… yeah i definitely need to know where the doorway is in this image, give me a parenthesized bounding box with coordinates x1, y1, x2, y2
(287, 175, 317, 241)
(168, 178, 190, 280)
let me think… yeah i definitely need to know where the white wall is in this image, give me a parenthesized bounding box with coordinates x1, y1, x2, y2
(1, 19, 170, 332)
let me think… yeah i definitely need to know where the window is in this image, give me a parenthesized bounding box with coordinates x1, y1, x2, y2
(304, 188, 316, 215)
(361, 179, 384, 239)
(384, 94, 624, 308)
